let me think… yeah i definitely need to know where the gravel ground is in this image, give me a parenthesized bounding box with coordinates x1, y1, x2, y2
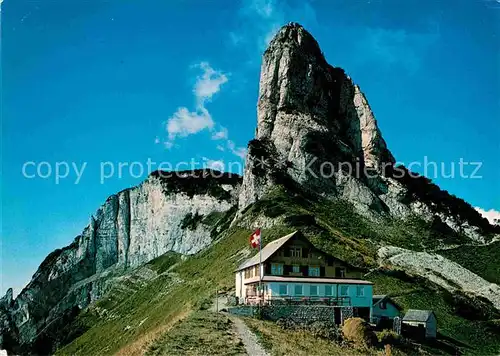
(230, 316, 269, 356)
(212, 295, 268, 356)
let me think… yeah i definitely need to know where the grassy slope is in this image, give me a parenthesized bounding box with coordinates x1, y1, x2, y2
(57, 186, 500, 355)
(438, 242, 500, 285)
(146, 310, 245, 356)
(56, 225, 251, 356)
(242, 317, 368, 356)
(369, 272, 500, 355)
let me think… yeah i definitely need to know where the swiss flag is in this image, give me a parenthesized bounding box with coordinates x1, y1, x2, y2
(250, 229, 261, 248)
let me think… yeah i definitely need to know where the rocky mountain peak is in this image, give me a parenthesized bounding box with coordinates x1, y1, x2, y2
(240, 23, 396, 211)
(255, 23, 394, 170)
(0, 288, 13, 309)
(238, 23, 493, 242)
(263, 22, 324, 63)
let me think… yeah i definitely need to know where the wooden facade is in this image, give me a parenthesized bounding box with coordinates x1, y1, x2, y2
(235, 231, 373, 321)
(263, 233, 362, 279)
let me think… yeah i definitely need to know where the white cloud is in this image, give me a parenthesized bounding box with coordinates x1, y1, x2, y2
(193, 62, 228, 103)
(203, 157, 225, 171)
(212, 126, 228, 140)
(163, 62, 230, 147)
(161, 62, 246, 158)
(227, 140, 247, 159)
(250, 0, 275, 18)
(475, 207, 500, 225)
(166, 106, 214, 141)
(164, 141, 174, 149)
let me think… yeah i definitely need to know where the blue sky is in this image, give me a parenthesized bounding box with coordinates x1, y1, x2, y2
(1, 0, 499, 296)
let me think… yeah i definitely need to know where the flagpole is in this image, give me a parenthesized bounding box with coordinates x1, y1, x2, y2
(259, 229, 262, 305)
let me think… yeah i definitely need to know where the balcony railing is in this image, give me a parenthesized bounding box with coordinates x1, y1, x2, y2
(245, 295, 351, 306)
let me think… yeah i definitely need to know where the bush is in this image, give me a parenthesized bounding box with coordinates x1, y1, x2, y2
(275, 319, 342, 342)
(308, 321, 342, 342)
(276, 318, 296, 330)
(342, 317, 376, 349)
(377, 329, 401, 345)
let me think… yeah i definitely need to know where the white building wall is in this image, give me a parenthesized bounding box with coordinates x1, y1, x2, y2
(235, 272, 242, 299)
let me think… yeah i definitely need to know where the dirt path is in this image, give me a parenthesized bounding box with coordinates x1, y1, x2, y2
(211, 295, 268, 356)
(229, 315, 269, 356)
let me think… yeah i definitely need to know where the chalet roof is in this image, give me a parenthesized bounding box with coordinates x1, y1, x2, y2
(403, 309, 435, 322)
(372, 295, 403, 310)
(245, 276, 373, 285)
(236, 231, 299, 271)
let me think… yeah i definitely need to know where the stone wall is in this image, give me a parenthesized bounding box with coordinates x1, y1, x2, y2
(261, 305, 337, 324)
(227, 306, 258, 317)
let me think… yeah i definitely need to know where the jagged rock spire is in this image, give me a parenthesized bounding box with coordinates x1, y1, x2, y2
(239, 23, 395, 212)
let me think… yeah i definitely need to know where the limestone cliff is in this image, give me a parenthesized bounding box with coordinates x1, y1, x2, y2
(0, 170, 241, 353)
(238, 23, 495, 243)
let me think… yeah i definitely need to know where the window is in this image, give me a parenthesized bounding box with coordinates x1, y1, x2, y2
(254, 265, 260, 277)
(290, 247, 302, 258)
(325, 285, 333, 296)
(335, 267, 346, 278)
(279, 284, 288, 295)
(340, 286, 349, 296)
(380, 301, 387, 310)
(308, 266, 320, 277)
(294, 284, 303, 295)
(310, 285, 318, 296)
(292, 265, 300, 273)
(271, 263, 283, 275)
(356, 286, 364, 297)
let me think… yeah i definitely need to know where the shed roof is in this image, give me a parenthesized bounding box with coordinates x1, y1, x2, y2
(403, 309, 435, 322)
(373, 295, 387, 303)
(373, 295, 403, 310)
(236, 231, 299, 271)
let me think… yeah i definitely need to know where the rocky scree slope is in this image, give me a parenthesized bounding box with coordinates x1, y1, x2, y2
(0, 170, 241, 354)
(237, 23, 497, 244)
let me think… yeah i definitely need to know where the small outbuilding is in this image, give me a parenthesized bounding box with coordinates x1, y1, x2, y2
(402, 309, 437, 339)
(371, 295, 402, 327)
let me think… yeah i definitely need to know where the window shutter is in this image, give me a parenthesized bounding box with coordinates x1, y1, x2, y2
(320, 266, 325, 277)
(301, 265, 308, 276)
